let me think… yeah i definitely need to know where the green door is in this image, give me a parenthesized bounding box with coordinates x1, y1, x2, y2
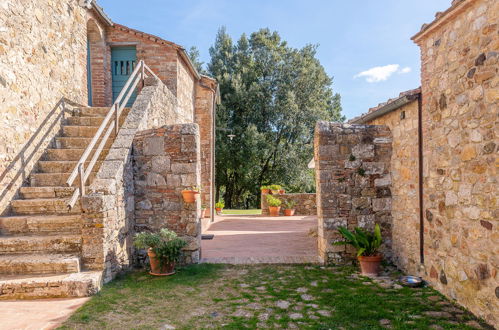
(111, 46, 137, 107)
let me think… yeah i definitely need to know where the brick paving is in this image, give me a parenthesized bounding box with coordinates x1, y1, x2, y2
(201, 215, 319, 264)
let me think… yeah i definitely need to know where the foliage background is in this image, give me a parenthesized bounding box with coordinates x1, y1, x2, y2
(191, 28, 344, 208)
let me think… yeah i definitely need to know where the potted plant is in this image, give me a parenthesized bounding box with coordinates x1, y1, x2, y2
(333, 224, 383, 276)
(133, 228, 187, 276)
(279, 188, 286, 194)
(201, 204, 207, 218)
(283, 200, 297, 216)
(181, 185, 200, 203)
(260, 185, 270, 194)
(215, 201, 225, 215)
(269, 184, 282, 195)
(266, 194, 282, 216)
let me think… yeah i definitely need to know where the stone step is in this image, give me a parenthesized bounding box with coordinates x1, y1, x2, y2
(37, 161, 103, 174)
(74, 107, 130, 117)
(0, 254, 81, 275)
(30, 172, 96, 187)
(0, 214, 81, 235)
(55, 137, 114, 149)
(0, 271, 102, 299)
(65, 116, 126, 127)
(62, 125, 99, 137)
(10, 198, 80, 215)
(0, 235, 81, 254)
(19, 186, 77, 199)
(43, 148, 110, 161)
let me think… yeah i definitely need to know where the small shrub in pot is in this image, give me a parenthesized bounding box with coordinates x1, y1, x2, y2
(266, 194, 282, 216)
(134, 228, 187, 276)
(283, 199, 297, 216)
(333, 224, 383, 276)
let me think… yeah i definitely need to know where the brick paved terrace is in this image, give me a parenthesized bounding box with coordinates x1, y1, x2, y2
(201, 215, 319, 264)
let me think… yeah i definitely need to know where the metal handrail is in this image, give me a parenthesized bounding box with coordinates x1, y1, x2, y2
(66, 60, 156, 208)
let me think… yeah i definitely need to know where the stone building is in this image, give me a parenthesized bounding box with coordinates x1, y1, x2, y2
(350, 88, 422, 276)
(345, 0, 498, 323)
(0, 0, 218, 298)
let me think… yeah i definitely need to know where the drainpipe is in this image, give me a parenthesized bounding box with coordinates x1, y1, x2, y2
(417, 94, 424, 264)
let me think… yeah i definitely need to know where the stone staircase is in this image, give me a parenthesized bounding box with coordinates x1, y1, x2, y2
(0, 107, 127, 299)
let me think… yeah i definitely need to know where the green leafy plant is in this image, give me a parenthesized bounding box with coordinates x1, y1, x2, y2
(266, 194, 282, 207)
(134, 229, 187, 265)
(269, 184, 282, 190)
(215, 201, 225, 209)
(260, 185, 270, 191)
(357, 168, 366, 176)
(333, 224, 382, 257)
(283, 200, 297, 210)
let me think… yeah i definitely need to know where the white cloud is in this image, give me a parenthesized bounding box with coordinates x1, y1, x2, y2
(400, 66, 412, 73)
(354, 64, 411, 83)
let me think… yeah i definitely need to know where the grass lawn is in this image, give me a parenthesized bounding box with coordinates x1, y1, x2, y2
(60, 264, 490, 329)
(222, 209, 262, 215)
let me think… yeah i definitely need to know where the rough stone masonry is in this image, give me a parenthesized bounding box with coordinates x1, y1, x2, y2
(314, 122, 393, 264)
(133, 124, 202, 264)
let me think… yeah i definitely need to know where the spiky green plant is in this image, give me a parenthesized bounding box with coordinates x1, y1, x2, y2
(333, 224, 382, 257)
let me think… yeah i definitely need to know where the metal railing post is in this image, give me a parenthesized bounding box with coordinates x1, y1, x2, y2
(78, 163, 85, 197)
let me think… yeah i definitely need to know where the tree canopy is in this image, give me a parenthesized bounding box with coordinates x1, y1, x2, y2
(207, 27, 344, 208)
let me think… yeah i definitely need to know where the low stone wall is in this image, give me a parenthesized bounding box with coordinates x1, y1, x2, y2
(81, 78, 184, 282)
(133, 124, 201, 265)
(261, 193, 316, 216)
(314, 122, 393, 264)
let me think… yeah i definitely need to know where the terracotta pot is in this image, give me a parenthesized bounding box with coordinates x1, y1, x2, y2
(269, 206, 281, 216)
(181, 190, 199, 203)
(283, 209, 295, 216)
(279, 189, 285, 194)
(201, 208, 207, 218)
(147, 248, 175, 276)
(215, 207, 222, 215)
(261, 189, 270, 194)
(358, 254, 382, 276)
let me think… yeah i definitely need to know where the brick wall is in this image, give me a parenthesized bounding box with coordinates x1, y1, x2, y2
(133, 124, 201, 264)
(177, 56, 196, 116)
(366, 100, 421, 275)
(413, 0, 498, 323)
(261, 193, 316, 216)
(314, 122, 393, 264)
(0, 1, 90, 216)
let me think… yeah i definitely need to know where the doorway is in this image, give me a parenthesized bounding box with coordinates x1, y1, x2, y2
(111, 46, 137, 107)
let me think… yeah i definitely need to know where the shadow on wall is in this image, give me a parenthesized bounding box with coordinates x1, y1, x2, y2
(0, 98, 85, 216)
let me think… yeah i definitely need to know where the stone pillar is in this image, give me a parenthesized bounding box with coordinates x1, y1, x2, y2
(133, 123, 201, 264)
(195, 77, 217, 223)
(314, 122, 393, 264)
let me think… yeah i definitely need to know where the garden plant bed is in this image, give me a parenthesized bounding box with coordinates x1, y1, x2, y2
(60, 264, 491, 329)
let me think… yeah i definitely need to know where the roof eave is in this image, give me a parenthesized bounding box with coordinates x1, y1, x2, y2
(349, 94, 419, 124)
(411, 0, 473, 43)
(89, 0, 113, 26)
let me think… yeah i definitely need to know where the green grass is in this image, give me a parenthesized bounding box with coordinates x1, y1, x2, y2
(59, 264, 491, 329)
(222, 209, 262, 215)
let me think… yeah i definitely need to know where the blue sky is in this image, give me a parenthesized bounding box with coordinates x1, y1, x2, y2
(99, 0, 450, 119)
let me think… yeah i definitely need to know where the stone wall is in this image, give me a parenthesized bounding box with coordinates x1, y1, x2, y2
(133, 124, 201, 265)
(314, 122, 393, 264)
(413, 0, 498, 323)
(177, 57, 196, 118)
(0, 0, 88, 215)
(261, 193, 316, 216)
(195, 77, 217, 219)
(366, 100, 421, 275)
(81, 78, 181, 282)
